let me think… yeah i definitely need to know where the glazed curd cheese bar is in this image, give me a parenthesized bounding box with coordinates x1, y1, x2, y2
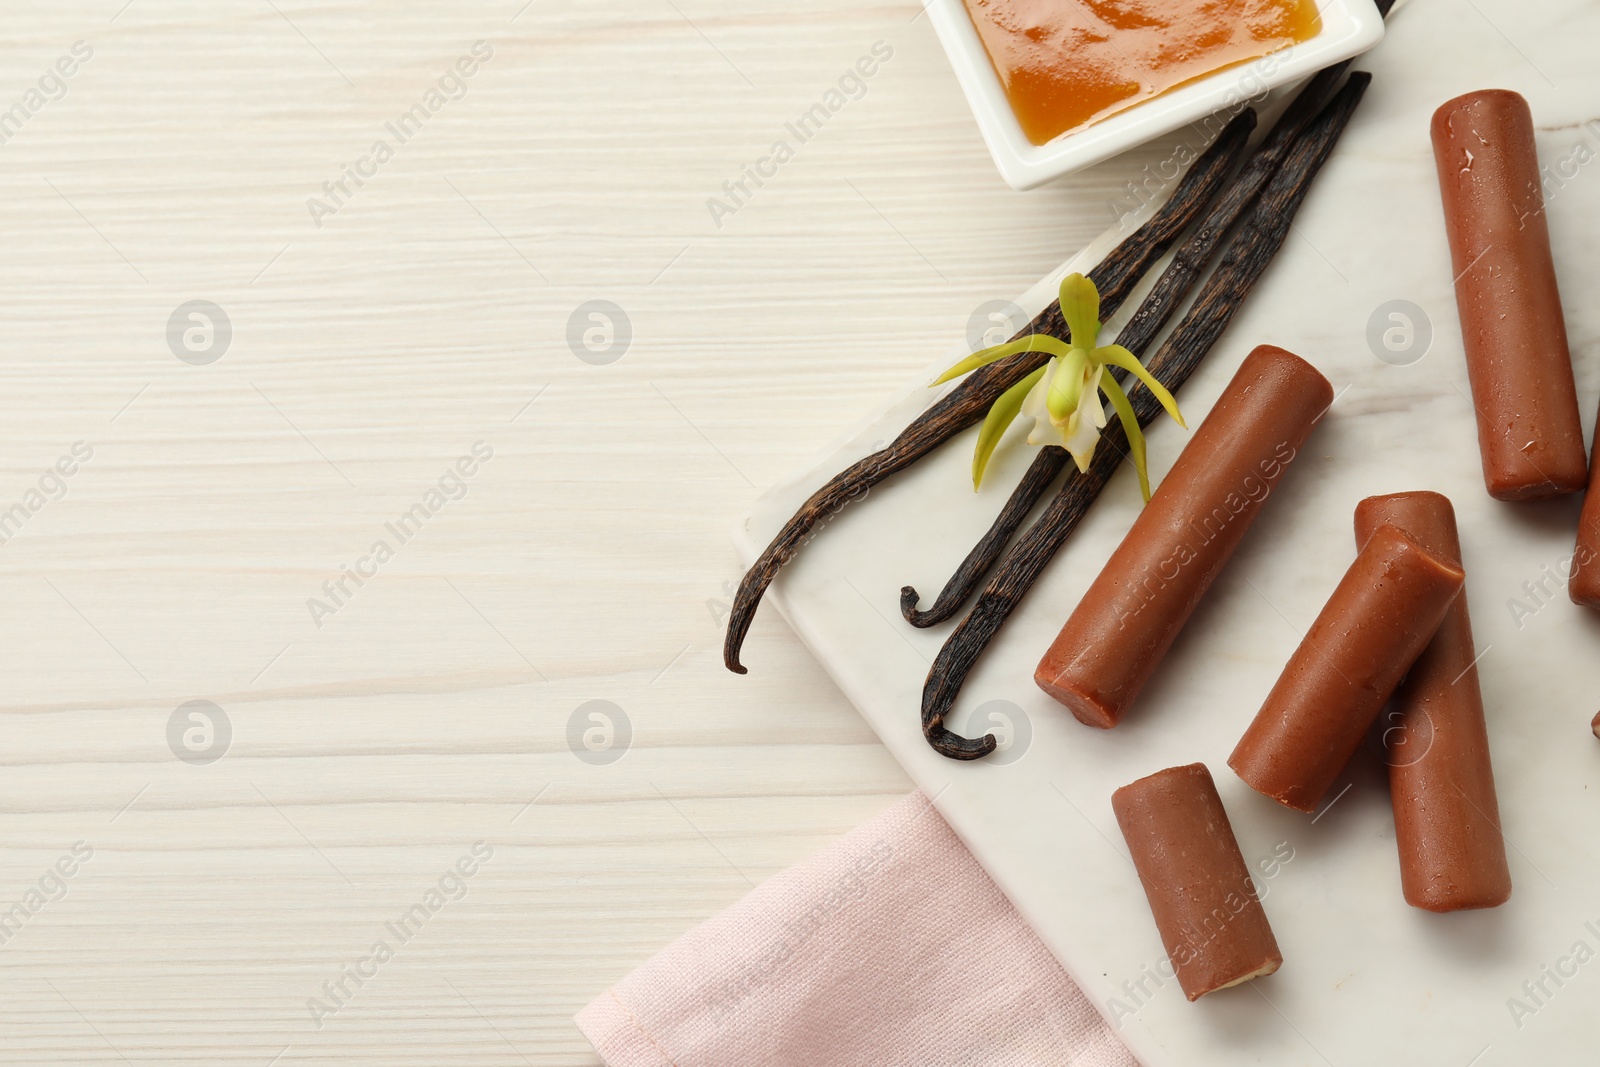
(1112, 763, 1282, 1001)
(1034, 344, 1332, 728)
(1230, 523, 1464, 813)
(1431, 89, 1588, 501)
(1354, 492, 1511, 911)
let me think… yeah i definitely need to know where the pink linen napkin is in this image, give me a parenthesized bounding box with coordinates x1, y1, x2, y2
(577, 791, 1137, 1067)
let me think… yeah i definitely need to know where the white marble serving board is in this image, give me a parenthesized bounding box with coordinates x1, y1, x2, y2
(732, 2, 1600, 1064)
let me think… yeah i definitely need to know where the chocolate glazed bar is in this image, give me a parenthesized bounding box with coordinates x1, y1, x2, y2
(1431, 89, 1588, 501)
(1355, 492, 1511, 911)
(1034, 344, 1332, 728)
(1112, 763, 1282, 1001)
(1229, 523, 1464, 813)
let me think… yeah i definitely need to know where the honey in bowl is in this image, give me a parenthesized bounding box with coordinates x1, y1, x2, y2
(963, 0, 1323, 146)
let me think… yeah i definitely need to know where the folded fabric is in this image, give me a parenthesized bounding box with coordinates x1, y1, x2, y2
(577, 791, 1137, 1067)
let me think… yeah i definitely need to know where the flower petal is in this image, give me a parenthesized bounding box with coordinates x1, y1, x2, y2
(1045, 348, 1090, 425)
(1093, 344, 1186, 428)
(1026, 417, 1069, 448)
(1024, 376, 1069, 446)
(1020, 357, 1055, 418)
(1058, 273, 1101, 351)
(971, 365, 1047, 489)
(1085, 364, 1107, 429)
(1101, 373, 1152, 502)
(1068, 396, 1107, 470)
(932, 334, 1072, 386)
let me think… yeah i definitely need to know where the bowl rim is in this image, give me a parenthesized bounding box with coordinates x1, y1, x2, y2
(923, 0, 1386, 190)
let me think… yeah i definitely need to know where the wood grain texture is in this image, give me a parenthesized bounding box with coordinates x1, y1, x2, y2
(0, 0, 1187, 1061)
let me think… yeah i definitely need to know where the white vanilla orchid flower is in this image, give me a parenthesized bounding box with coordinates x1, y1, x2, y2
(930, 272, 1187, 501)
(934, 268, 1184, 499)
(1020, 356, 1107, 471)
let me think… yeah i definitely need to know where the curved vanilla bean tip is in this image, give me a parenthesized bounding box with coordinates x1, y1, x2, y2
(721, 113, 1258, 674)
(925, 724, 997, 760)
(902, 445, 1070, 627)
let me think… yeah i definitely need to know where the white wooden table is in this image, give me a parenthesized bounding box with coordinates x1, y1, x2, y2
(0, 1, 1170, 1061)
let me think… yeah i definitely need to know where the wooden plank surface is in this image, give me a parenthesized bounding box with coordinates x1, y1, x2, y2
(0, 1, 1171, 1061)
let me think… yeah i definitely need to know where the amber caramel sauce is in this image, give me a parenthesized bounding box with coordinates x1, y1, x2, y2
(964, 0, 1322, 145)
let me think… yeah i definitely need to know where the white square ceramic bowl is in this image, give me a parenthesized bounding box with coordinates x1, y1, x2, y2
(924, 0, 1386, 190)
